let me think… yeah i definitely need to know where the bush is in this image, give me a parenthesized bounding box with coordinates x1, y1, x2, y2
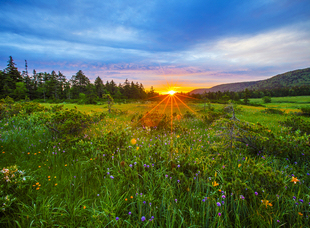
(262, 108, 284, 115)
(300, 106, 310, 116)
(262, 96, 271, 103)
(45, 107, 95, 141)
(279, 116, 310, 135)
(0, 165, 35, 214)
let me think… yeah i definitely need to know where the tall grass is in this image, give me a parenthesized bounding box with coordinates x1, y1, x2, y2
(0, 99, 309, 227)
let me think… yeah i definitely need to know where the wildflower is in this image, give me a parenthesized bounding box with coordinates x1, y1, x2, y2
(151, 216, 154, 219)
(175, 199, 177, 203)
(255, 192, 258, 196)
(216, 202, 221, 207)
(177, 164, 180, 168)
(83, 206, 86, 209)
(128, 212, 131, 215)
(299, 199, 304, 203)
(277, 220, 280, 223)
(240, 195, 245, 200)
(291, 176, 300, 184)
(222, 195, 226, 199)
(116, 217, 119, 220)
(129, 164, 132, 168)
(261, 200, 272, 208)
(298, 212, 303, 216)
(238, 164, 242, 168)
(141, 216, 146, 221)
(130, 196, 133, 199)
(177, 180, 180, 183)
(55, 183, 57, 186)
(202, 199, 205, 202)
(125, 198, 127, 201)
(218, 212, 222, 216)
(143, 201, 146, 204)
(212, 181, 219, 187)
(131, 139, 137, 145)
(110, 175, 114, 179)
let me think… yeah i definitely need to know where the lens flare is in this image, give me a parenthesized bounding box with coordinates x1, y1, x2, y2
(168, 90, 176, 96)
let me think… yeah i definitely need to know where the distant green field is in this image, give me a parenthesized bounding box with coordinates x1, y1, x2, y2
(41, 96, 310, 133)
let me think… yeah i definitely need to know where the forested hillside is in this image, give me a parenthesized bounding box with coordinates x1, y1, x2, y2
(190, 67, 310, 94)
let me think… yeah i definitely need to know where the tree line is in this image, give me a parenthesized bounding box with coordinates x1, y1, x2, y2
(190, 86, 310, 103)
(0, 56, 158, 102)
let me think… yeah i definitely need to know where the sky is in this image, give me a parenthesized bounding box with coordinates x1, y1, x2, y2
(0, 0, 310, 93)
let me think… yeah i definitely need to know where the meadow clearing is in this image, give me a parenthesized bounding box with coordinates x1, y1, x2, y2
(0, 96, 310, 227)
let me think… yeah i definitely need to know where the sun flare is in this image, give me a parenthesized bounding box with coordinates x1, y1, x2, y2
(168, 90, 176, 96)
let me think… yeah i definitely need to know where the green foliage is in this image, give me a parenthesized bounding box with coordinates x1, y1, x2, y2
(262, 108, 284, 115)
(280, 116, 310, 135)
(0, 165, 35, 214)
(300, 106, 310, 116)
(262, 96, 271, 103)
(45, 107, 96, 141)
(0, 99, 46, 120)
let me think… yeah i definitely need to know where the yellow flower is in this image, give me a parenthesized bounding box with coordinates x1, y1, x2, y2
(136, 147, 139, 150)
(125, 198, 127, 201)
(48, 176, 50, 178)
(130, 196, 133, 199)
(238, 164, 242, 168)
(65, 164, 67, 166)
(212, 181, 219, 187)
(291, 176, 300, 184)
(55, 183, 57, 186)
(261, 200, 272, 208)
(215, 172, 217, 177)
(83, 206, 86, 209)
(130, 138, 137, 145)
(298, 212, 303, 216)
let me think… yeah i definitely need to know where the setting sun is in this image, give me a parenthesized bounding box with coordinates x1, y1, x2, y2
(168, 90, 177, 96)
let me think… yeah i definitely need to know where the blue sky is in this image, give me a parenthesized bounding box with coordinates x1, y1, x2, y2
(0, 0, 309, 92)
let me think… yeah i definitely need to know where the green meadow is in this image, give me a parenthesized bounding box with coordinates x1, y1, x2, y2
(1, 96, 309, 227)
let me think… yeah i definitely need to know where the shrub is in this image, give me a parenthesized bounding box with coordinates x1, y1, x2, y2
(279, 116, 310, 135)
(300, 106, 310, 116)
(262, 108, 284, 115)
(0, 165, 35, 214)
(45, 107, 95, 141)
(262, 96, 271, 103)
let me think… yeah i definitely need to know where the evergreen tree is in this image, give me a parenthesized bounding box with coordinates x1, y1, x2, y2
(70, 70, 90, 98)
(4, 56, 22, 97)
(94, 76, 105, 98)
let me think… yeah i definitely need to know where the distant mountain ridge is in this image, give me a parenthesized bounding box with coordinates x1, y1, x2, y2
(189, 67, 310, 94)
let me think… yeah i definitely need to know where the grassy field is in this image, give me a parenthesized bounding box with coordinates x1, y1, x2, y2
(1, 96, 309, 227)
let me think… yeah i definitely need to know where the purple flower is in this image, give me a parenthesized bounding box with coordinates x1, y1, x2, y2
(177, 164, 180, 168)
(255, 192, 258, 196)
(129, 164, 132, 168)
(143, 201, 146, 204)
(175, 199, 177, 203)
(177, 180, 180, 183)
(202, 199, 205, 202)
(218, 212, 222, 216)
(222, 201, 225, 205)
(151, 216, 154, 219)
(165, 175, 168, 178)
(110, 175, 114, 179)
(299, 199, 304, 203)
(222, 195, 226, 199)
(144, 164, 146, 167)
(116, 217, 119, 221)
(141, 216, 146, 222)
(277, 220, 280, 223)
(129, 212, 131, 215)
(216, 202, 221, 207)
(149, 203, 152, 206)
